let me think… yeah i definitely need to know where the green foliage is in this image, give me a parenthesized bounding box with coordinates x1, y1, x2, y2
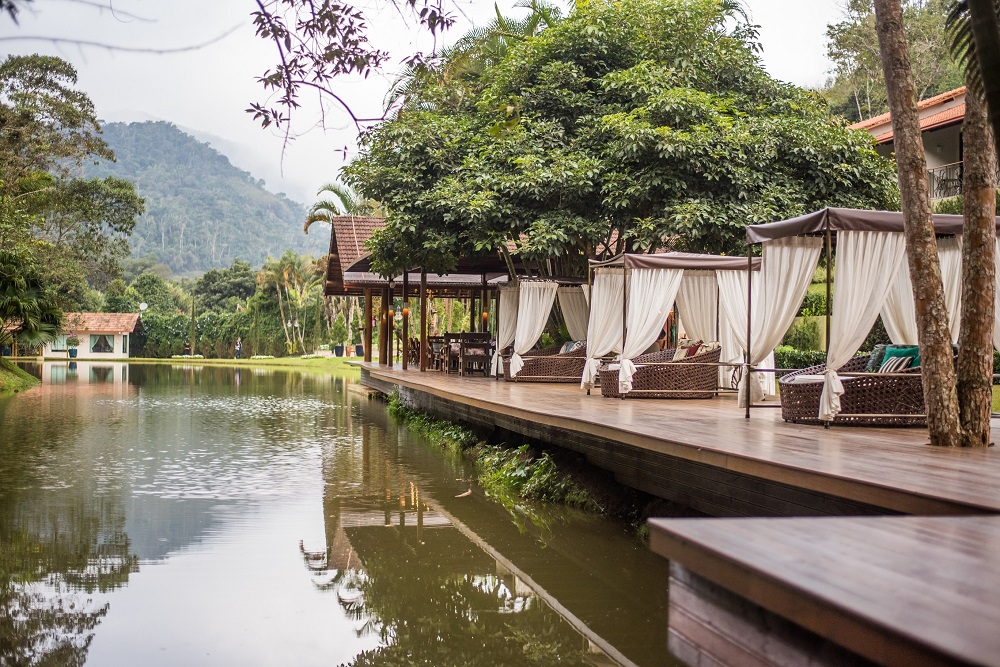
(0, 357, 39, 393)
(798, 291, 828, 317)
(65, 335, 80, 347)
(386, 391, 479, 453)
(84, 121, 325, 275)
(933, 189, 1000, 214)
(782, 317, 821, 351)
(129, 272, 178, 314)
(330, 313, 348, 346)
(860, 316, 891, 352)
(476, 444, 601, 512)
(347, 0, 898, 276)
(194, 259, 256, 313)
(773, 345, 826, 370)
(102, 278, 137, 313)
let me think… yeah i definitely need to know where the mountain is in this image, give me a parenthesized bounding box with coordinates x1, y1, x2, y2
(86, 121, 326, 276)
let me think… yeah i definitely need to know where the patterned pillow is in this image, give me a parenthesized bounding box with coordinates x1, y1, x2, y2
(675, 339, 703, 359)
(864, 344, 889, 373)
(878, 355, 912, 373)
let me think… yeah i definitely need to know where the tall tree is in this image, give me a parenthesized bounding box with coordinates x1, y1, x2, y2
(874, 0, 961, 446)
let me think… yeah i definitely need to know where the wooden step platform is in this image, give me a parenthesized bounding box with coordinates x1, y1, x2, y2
(649, 515, 1000, 666)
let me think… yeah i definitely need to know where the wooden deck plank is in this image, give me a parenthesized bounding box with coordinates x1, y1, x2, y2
(362, 364, 1000, 514)
(649, 515, 1000, 666)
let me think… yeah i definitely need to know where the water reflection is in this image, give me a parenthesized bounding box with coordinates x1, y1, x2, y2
(0, 363, 674, 666)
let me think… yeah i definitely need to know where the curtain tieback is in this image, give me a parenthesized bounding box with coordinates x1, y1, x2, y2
(508, 352, 525, 377)
(618, 358, 637, 394)
(818, 367, 845, 421)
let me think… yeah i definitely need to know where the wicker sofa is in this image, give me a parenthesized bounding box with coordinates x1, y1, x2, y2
(778, 354, 926, 427)
(598, 346, 722, 399)
(502, 345, 588, 383)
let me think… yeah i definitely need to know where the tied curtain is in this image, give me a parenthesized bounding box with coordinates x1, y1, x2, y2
(508, 280, 558, 377)
(717, 269, 775, 401)
(677, 271, 725, 388)
(618, 268, 685, 394)
(581, 269, 624, 388)
(820, 231, 907, 421)
(491, 285, 519, 376)
(558, 286, 590, 341)
(883, 236, 964, 345)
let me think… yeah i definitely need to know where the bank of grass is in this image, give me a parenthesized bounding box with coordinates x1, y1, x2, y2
(125, 355, 361, 373)
(0, 358, 40, 394)
(387, 390, 611, 515)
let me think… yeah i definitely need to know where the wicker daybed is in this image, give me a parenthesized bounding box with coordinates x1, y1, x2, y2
(502, 345, 588, 383)
(598, 346, 722, 399)
(779, 354, 926, 426)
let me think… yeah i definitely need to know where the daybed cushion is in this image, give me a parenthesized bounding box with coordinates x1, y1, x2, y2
(878, 355, 912, 373)
(883, 344, 920, 368)
(674, 339, 703, 359)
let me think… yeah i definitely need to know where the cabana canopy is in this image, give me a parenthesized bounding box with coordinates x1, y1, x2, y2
(746, 207, 1000, 244)
(591, 252, 761, 271)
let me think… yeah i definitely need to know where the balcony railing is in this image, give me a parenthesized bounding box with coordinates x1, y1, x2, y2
(928, 161, 963, 200)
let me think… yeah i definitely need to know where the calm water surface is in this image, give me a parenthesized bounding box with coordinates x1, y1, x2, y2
(0, 362, 675, 666)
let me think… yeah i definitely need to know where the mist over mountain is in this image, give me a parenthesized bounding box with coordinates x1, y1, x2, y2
(87, 121, 327, 276)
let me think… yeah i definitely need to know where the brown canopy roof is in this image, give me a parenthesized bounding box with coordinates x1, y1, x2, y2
(63, 312, 142, 333)
(590, 251, 761, 270)
(745, 207, 1000, 244)
(323, 215, 386, 295)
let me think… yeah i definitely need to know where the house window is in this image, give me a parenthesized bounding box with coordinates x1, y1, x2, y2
(51, 335, 68, 352)
(90, 334, 113, 354)
(122, 334, 129, 355)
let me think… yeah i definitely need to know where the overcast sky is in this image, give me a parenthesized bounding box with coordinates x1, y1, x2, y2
(2, 0, 845, 204)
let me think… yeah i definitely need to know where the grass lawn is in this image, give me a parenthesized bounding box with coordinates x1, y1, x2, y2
(0, 358, 40, 394)
(126, 355, 363, 373)
(993, 385, 1000, 413)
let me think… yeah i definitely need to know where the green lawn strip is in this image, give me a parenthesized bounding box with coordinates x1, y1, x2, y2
(0, 358, 40, 394)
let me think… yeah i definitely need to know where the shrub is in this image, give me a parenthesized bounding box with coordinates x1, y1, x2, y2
(774, 345, 826, 370)
(798, 291, 827, 317)
(782, 317, 821, 351)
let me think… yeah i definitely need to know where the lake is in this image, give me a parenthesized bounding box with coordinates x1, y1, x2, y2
(0, 362, 676, 667)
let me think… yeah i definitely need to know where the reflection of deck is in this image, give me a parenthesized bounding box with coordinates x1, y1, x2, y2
(360, 364, 1000, 516)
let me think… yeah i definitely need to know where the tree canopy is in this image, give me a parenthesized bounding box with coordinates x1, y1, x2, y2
(345, 0, 899, 277)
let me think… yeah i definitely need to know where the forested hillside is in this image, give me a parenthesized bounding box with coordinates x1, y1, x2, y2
(87, 121, 325, 275)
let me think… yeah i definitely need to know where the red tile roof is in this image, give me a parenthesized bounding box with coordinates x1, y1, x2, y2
(63, 312, 141, 333)
(849, 86, 966, 144)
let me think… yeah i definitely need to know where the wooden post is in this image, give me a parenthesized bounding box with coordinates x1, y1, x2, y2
(825, 226, 832, 357)
(364, 288, 373, 363)
(481, 275, 488, 335)
(745, 251, 753, 419)
(621, 267, 628, 400)
(402, 272, 409, 370)
(420, 271, 428, 371)
(386, 282, 394, 368)
(469, 294, 477, 332)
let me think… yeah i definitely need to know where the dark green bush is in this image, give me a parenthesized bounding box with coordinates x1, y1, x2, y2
(774, 345, 826, 370)
(782, 317, 821, 351)
(798, 291, 827, 317)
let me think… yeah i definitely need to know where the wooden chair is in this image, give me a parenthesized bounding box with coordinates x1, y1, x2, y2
(459, 332, 492, 377)
(427, 336, 445, 370)
(443, 333, 462, 374)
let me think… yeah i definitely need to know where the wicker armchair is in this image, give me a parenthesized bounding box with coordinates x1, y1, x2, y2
(503, 345, 588, 383)
(779, 354, 926, 427)
(599, 346, 722, 399)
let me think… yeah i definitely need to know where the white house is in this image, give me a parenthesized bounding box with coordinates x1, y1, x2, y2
(850, 87, 967, 200)
(45, 312, 142, 359)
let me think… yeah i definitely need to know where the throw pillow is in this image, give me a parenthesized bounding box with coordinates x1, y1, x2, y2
(675, 339, 702, 359)
(864, 344, 889, 373)
(878, 355, 912, 373)
(560, 341, 575, 354)
(569, 340, 586, 352)
(883, 344, 920, 368)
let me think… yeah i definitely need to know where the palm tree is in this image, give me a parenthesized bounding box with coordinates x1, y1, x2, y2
(946, 0, 1000, 157)
(303, 182, 364, 235)
(0, 249, 61, 351)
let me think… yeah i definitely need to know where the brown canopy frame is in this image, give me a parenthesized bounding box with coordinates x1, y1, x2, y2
(590, 251, 762, 271)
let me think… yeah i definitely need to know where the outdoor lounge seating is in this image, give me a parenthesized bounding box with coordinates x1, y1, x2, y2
(779, 354, 926, 426)
(599, 345, 722, 399)
(503, 344, 588, 383)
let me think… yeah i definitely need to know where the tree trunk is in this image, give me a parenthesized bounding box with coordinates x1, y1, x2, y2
(967, 0, 1000, 158)
(958, 86, 997, 447)
(874, 0, 962, 446)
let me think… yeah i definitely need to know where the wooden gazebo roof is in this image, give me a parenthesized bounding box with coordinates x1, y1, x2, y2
(323, 215, 387, 296)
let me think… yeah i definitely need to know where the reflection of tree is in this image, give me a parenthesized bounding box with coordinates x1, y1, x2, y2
(335, 527, 591, 667)
(0, 450, 137, 665)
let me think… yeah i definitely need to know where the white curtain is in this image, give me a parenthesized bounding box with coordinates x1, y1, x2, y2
(881, 236, 963, 345)
(581, 269, 625, 388)
(740, 237, 823, 407)
(619, 268, 685, 393)
(718, 269, 754, 391)
(882, 258, 918, 345)
(820, 231, 907, 421)
(508, 281, 558, 377)
(558, 286, 590, 341)
(491, 285, 519, 375)
(677, 271, 717, 342)
(718, 301, 742, 389)
(939, 236, 963, 343)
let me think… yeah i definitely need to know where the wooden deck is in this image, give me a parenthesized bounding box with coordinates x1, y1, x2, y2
(361, 363, 1000, 515)
(649, 515, 1000, 666)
